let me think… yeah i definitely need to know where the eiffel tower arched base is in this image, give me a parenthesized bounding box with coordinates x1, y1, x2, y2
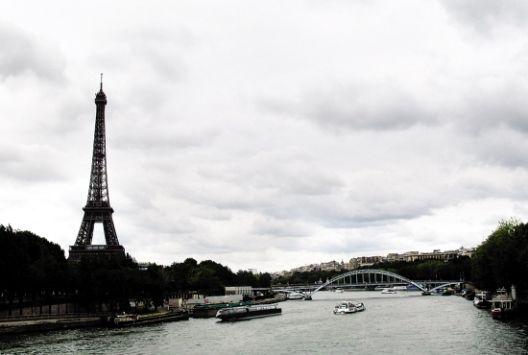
(68, 244, 125, 262)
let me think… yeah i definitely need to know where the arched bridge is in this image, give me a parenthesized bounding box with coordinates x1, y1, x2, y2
(312, 269, 428, 293)
(275, 269, 462, 296)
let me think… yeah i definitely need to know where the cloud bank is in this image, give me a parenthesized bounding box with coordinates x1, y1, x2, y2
(1, 0, 528, 272)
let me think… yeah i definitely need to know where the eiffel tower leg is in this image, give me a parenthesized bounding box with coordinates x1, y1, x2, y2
(103, 218, 119, 246)
(75, 215, 95, 246)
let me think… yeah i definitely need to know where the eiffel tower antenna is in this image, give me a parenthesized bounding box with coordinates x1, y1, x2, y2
(69, 78, 125, 261)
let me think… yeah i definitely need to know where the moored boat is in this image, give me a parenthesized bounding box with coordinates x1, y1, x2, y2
(191, 301, 253, 318)
(216, 304, 281, 321)
(287, 291, 305, 300)
(490, 299, 514, 319)
(381, 288, 396, 294)
(392, 286, 407, 291)
(473, 291, 491, 309)
(490, 288, 514, 319)
(461, 289, 475, 300)
(109, 309, 189, 327)
(442, 288, 454, 296)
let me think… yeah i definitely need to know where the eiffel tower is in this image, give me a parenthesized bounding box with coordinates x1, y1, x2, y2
(69, 76, 125, 261)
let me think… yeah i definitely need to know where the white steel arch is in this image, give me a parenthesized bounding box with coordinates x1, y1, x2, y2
(311, 269, 427, 294)
(429, 282, 462, 293)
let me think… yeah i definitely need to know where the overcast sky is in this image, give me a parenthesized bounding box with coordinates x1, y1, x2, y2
(2, 0, 528, 272)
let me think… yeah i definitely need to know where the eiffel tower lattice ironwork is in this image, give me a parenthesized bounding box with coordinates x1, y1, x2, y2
(69, 77, 125, 260)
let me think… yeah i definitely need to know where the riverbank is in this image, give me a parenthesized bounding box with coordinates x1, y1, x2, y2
(0, 308, 190, 335)
(0, 314, 105, 335)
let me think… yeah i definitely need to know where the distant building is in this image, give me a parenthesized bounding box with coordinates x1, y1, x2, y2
(291, 264, 319, 273)
(225, 286, 252, 296)
(319, 260, 341, 271)
(396, 249, 469, 262)
(412, 249, 458, 262)
(458, 246, 475, 257)
(348, 256, 384, 268)
(284, 245, 476, 275)
(343, 260, 358, 270)
(137, 262, 150, 271)
(386, 253, 402, 262)
(402, 251, 420, 262)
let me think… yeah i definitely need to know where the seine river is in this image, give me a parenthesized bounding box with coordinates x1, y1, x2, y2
(1, 291, 527, 354)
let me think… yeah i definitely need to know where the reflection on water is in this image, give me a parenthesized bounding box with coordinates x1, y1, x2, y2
(1, 291, 527, 354)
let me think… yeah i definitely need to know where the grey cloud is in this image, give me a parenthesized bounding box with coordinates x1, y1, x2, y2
(252, 217, 310, 238)
(122, 209, 199, 241)
(247, 166, 344, 197)
(440, 0, 528, 33)
(464, 129, 528, 169)
(115, 82, 173, 114)
(112, 127, 218, 151)
(100, 27, 194, 84)
(456, 82, 528, 134)
(172, 151, 527, 231)
(171, 170, 437, 229)
(313, 236, 384, 255)
(276, 191, 437, 229)
(0, 22, 65, 81)
(182, 163, 346, 215)
(0, 144, 66, 183)
(261, 83, 436, 132)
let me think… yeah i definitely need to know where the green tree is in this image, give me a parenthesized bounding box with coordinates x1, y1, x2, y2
(471, 219, 528, 295)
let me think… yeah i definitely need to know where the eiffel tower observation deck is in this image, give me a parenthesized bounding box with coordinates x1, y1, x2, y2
(69, 76, 125, 261)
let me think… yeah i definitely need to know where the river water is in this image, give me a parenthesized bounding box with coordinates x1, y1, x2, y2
(1, 291, 527, 354)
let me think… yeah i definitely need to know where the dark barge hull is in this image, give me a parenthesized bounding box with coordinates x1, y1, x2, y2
(474, 301, 491, 309)
(191, 308, 219, 318)
(109, 310, 189, 327)
(217, 308, 281, 321)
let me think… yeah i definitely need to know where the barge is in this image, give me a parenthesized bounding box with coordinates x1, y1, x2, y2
(216, 304, 281, 321)
(108, 309, 189, 327)
(191, 301, 253, 318)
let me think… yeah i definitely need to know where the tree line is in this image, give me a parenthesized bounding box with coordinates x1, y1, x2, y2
(2, 218, 526, 316)
(471, 219, 528, 296)
(0, 225, 271, 315)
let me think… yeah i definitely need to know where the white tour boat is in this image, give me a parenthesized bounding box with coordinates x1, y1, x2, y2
(333, 301, 366, 315)
(287, 291, 305, 300)
(354, 302, 366, 312)
(392, 286, 408, 291)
